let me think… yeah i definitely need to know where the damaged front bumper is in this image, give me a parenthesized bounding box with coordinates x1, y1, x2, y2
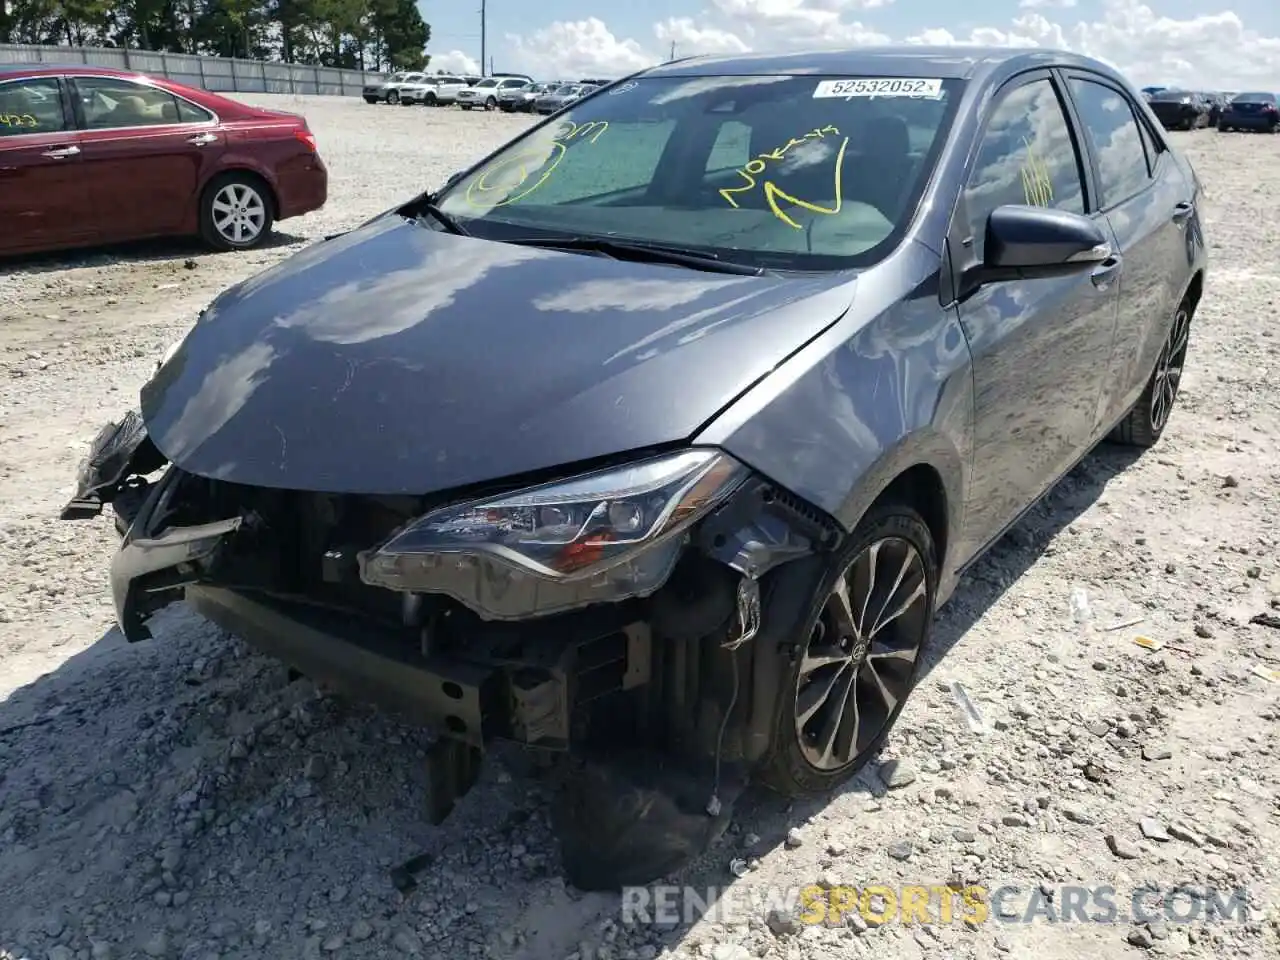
(62, 411, 841, 826)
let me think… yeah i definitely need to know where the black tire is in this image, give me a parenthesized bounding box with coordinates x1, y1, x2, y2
(363, 96, 377, 104)
(756, 503, 937, 798)
(386, 90, 399, 105)
(198, 172, 275, 252)
(460, 104, 472, 111)
(1108, 298, 1192, 448)
(485, 96, 497, 111)
(425, 92, 437, 106)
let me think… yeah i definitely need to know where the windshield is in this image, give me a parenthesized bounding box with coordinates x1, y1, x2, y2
(554, 85, 582, 95)
(387, 73, 407, 83)
(1233, 92, 1275, 102)
(434, 73, 963, 271)
(1150, 90, 1189, 101)
(473, 79, 499, 88)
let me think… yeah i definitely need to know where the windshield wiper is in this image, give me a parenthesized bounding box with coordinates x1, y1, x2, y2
(414, 200, 469, 236)
(504, 236, 762, 275)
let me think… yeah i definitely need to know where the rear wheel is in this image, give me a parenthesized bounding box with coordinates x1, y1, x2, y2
(199, 172, 274, 251)
(1108, 299, 1192, 448)
(363, 96, 377, 104)
(460, 104, 473, 111)
(758, 504, 936, 798)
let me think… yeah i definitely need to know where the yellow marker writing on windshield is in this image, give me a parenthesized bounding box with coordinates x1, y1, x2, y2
(0, 114, 38, 128)
(720, 125, 847, 228)
(763, 136, 849, 228)
(464, 119, 608, 208)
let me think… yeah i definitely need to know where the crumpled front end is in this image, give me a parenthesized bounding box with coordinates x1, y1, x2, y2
(63, 425, 839, 831)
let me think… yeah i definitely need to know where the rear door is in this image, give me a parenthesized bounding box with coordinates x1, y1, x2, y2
(0, 75, 93, 254)
(69, 76, 227, 241)
(950, 70, 1121, 549)
(1060, 72, 1193, 431)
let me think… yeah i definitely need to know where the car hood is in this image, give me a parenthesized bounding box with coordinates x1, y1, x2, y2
(140, 216, 859, 496)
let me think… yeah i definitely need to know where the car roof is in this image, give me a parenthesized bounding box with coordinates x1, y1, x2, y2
(641, 45, 1120, 84)
(1, 62, 165, 80)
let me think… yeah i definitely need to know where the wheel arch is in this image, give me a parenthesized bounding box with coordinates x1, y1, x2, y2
(1183, 269, 1205, 316)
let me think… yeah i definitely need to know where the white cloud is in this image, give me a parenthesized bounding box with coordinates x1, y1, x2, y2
(500, 0, 1280, 91)
(506, 17, 653, 79)
(427, 50, 480, 76)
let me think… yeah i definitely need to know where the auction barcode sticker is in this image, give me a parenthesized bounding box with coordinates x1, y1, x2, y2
(813, 78, 943, 99)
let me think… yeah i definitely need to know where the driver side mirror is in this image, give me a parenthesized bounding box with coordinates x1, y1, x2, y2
(980, 204, 1112, 281)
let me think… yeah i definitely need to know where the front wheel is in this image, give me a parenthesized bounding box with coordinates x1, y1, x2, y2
(425, 93, 437, 106)
(1108, 300, 1192, 448)
(199, 173, 274, 251)
(757, 504, 936, 798)
(386, 90, 399, 105)
(485, 96, 497, 111)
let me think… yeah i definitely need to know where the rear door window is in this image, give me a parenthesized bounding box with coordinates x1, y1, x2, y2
(1067, 78, 1152, 207)
(0, 77, 68, 136)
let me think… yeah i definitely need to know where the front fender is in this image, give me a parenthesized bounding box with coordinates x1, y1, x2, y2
(697, 245, 973, 571)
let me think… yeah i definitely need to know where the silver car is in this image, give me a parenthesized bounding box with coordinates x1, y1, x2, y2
(362, 72, 428, 105)
(456, 76, 532, 111)
(534, 83, 593, 115)
(401, 76, 469, 106)
(498, 81, 553, 113)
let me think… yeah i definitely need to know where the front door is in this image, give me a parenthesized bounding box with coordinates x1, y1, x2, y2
(69, 76, 226, 242)
(952, 71, 1121, 552)
(0, 76, 92, 255)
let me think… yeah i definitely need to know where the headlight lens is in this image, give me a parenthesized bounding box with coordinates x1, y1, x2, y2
(358, 449, 749, 616)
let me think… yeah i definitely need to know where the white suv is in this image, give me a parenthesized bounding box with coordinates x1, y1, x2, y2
(456, 76, 532, 111)
(401, 76, 469, 106)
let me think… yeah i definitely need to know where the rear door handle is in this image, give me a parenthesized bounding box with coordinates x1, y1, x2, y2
(41, 145, 80, 158)
(1172, 201, 1195, 224)
(187, 132, 218, 146)
(1091, 255, 1123, 289)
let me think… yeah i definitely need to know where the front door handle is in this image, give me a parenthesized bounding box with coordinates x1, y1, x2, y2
(187, 132, 218, 146)
(1172, 201, 1195, 224)
(41, 145, 80, 159)
(1090, 255, 1123, 289)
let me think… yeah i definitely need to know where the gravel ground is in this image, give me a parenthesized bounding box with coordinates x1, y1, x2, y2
(2, 97, 1279, 960)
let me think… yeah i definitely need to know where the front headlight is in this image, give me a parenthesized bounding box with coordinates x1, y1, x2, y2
(358, 449, 749, 620)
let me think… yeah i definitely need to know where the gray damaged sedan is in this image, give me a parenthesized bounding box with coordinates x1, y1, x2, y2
(63, 46, 1207, 889)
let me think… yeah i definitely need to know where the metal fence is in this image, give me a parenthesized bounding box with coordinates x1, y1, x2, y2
(0, 43, 385, 96)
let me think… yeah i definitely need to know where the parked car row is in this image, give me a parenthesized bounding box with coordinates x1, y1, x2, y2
(1143, 88, 1279, 132)
(363, 72, 608, 113)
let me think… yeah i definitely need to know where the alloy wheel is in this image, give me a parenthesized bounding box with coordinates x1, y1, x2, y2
(211, 183, 267, 246)
(387, 90, 399, 104)
(1150, 305, 1190, 432)
(794, 537, 929, 771)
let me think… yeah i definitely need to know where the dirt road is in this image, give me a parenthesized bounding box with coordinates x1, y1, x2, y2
(1, 97, 1277, 960)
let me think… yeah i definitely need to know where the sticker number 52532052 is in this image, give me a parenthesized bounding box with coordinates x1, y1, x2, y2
(813, 78, 943, 99)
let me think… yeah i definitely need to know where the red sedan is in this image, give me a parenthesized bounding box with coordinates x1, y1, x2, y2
(0, 64, 327, 256)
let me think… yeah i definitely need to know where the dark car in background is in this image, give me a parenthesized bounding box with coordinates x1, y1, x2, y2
(1146, 89, 1211, 129)
(533, 82, 594, 114)
(64, 46, 1206, 891)
(0, 64, 326, 256)
(1203, 92, 1231, 126)
(1218, 91, 1279, 132)
(497, 80, 551, 112)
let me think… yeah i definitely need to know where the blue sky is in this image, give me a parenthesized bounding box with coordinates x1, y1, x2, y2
(418, 0, 1280, 91)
